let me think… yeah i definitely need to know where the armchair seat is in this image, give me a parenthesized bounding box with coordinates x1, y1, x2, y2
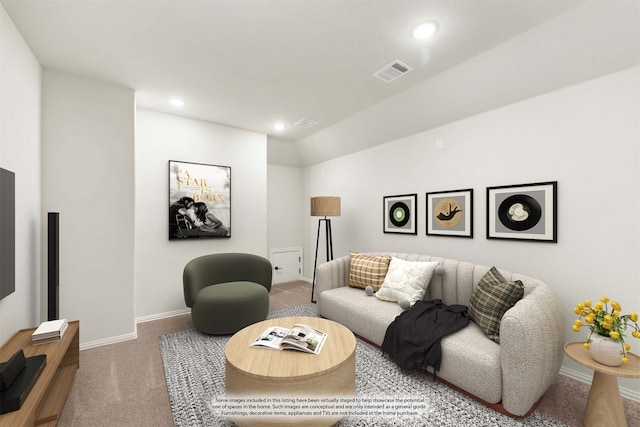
(184, 253, 272, 335)
(192, 281, 269, 334)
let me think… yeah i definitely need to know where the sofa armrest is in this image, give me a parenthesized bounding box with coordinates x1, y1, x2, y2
(314, 255, 350, 306)
(499, 282, 565, 416)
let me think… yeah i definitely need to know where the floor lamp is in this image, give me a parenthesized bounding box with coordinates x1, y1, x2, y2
(310, 196, 341, 303)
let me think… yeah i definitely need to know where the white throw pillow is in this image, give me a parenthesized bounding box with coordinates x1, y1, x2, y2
(375, 257, 439, 305)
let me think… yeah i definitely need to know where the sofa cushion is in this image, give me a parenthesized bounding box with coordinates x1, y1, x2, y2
(319, 286, 404, 345)
(375, 257, 439, 305)
(468, 267, 524, 343)
(318, 285, 503, 404)
(439, 322, 502, 404)
(348, 251, 392, 291)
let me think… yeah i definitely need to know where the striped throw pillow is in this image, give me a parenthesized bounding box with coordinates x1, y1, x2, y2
(468, 267, 524, 343)
(348, 252, 392, 292)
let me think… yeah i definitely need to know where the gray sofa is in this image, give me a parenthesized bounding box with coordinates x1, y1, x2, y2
(315, 252, 565, 417)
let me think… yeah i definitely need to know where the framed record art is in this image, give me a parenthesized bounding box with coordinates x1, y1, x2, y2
(383, 194, 417, 234)
(168, 160, 231, 240)
(487, 181, 557, 242)
(426, 189, 473, 238)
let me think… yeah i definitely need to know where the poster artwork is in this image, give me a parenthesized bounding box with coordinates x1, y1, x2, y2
(168, 160, 231, 239)
(426, 189, 473, 238)
(434, 198, 464, 229)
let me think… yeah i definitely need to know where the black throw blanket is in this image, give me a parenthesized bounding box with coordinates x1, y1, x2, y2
(382, 299, 469, 372)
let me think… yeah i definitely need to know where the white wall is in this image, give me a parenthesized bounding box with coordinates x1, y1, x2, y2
(134, 108, 268, 320)
(303, 67, 640, 396)
(41, 69, 135, 347)
(0, 5, 41, 344)
(267, 164, 303, 253)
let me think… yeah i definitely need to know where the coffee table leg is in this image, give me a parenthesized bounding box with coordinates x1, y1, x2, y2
(583, 371, 627, 427)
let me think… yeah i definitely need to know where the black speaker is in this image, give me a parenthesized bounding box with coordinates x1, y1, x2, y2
(47, 212, 59, 321)
(0, 168, 15, 301)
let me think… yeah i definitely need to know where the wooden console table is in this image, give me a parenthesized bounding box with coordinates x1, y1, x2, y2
(0, 320, 79, 426)
(564, 341, 639, 427)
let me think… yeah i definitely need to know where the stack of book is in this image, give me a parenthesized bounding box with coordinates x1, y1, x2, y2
(31, 319, 68, 345)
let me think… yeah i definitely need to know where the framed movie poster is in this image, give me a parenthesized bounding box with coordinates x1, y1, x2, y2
(487, 181, 557, 242)
(383, 194, 417, 235)
(168, 160, 231, 240)
(426, 189, 473, 238)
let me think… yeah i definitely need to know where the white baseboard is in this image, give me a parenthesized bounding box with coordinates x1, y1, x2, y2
(136, 308, 191, 324)
(560, 366, 640, 402)
(79, 309, 191, 351)
(80, 331, 138, 351)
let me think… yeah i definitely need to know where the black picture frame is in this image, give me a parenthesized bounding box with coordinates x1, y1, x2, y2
(426, 189, 473, 238)
(487, 181, 557, 242)
(383, 194, 417, 235)
(169, 160, 231, 240)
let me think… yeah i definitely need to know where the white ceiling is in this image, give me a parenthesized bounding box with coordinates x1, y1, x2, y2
(2, 1, 638, 166)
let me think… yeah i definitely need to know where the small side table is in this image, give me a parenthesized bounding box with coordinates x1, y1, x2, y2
(564, 342, 640, 427)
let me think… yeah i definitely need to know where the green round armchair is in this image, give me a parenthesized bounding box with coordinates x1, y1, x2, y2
(183, 253, 272, 335)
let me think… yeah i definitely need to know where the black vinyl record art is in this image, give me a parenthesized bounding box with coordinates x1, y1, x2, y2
(389, 202, 410, 227)
(487, 181, 556, 242)
(384, 193, 417, 234)
(498, 194, 542, 231)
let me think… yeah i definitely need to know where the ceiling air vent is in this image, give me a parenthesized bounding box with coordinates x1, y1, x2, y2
(373, 60, 413, 83)
(294, 117, 319, 128)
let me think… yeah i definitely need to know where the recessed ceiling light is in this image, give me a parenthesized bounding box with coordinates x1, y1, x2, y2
(169, 98, 185, 107)
(412, 21, 439, 40)
(273, 122, 285, 131)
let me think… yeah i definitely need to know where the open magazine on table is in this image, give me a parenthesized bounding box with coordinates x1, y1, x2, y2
(250, 323, 328, 355)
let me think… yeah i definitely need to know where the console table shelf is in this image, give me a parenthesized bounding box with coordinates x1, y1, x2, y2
(0, 321, 79, 427)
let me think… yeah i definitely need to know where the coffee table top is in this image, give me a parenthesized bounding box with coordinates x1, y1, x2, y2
(225, 316, 356, 380)
(564, 342, 640, 378)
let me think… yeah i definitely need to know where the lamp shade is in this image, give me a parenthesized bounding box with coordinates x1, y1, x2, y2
(310, 196, 341, 217)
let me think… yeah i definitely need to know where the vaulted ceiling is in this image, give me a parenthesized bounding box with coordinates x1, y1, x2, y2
(2, 1, 638, 166)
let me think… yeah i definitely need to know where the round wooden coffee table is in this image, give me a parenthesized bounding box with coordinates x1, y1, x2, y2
(564, 342, 640, 427)
(225, 316, 356, 427)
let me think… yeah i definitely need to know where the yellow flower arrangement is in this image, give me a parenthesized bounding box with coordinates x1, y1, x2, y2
(572, 297, 640, 363)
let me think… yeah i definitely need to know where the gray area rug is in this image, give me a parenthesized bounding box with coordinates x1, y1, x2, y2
(159, 304, 566, 427)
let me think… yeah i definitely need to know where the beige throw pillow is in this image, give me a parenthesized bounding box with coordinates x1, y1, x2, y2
(348, 251, 391, 292)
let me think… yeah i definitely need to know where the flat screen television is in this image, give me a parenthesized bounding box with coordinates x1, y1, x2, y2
(0, 167, 15, 300)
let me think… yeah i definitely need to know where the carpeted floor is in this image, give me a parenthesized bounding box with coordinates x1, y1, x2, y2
(56, 281, 640, 427)
(160, 304, 567, 427)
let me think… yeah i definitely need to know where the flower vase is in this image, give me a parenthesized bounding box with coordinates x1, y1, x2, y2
(588, 334, 623, 366)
